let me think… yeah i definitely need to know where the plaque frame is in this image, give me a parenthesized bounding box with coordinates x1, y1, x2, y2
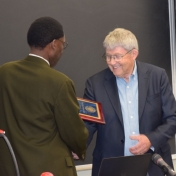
(77, 97, 105, 124)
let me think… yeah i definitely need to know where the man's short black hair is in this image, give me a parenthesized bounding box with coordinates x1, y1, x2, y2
(27, 17, 64, 49)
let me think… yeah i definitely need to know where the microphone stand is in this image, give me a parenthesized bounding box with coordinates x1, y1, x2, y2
(0, 129, 20, 176)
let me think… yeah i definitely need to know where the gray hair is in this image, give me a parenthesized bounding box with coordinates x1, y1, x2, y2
(103, 28, 139, 51)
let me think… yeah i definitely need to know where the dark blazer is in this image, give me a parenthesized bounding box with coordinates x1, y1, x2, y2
(84, 61, 176, 176)
(0, 56, 88, 176)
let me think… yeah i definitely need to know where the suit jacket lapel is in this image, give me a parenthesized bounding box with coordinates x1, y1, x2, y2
(137, 61, 150, 119)
(104, 69, 123, 125)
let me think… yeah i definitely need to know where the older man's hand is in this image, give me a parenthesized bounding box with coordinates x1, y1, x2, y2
(129, 134, 151, 155)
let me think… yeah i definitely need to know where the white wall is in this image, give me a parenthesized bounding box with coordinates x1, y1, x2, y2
(76, 164, 91, 176)
(173, 154, 176, 170)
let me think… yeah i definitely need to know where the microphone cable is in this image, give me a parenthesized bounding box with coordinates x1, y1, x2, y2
(0, 129, 20, 176)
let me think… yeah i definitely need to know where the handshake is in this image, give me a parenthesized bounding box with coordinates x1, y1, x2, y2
(72, 152, 85, 160)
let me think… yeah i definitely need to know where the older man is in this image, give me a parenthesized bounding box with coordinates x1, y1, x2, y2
(84, 28, 176, 176)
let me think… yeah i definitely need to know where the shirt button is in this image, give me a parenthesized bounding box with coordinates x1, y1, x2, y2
(129, 101, 131, 104)
(121, 140, 124, 143)
(130, 116, 133, 118)
(132, 132, 135, 134)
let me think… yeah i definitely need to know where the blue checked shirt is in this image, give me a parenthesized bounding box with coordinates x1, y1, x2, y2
(116, 61, 139, 156)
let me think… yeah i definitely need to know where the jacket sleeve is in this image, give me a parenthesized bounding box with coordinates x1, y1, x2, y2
(54, 79, 88, 160)
(83, 78, 98, 147)
(146, 69, 176, 151)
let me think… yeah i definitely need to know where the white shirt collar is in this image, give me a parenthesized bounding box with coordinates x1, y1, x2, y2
(132, 61, 137, 76)
(29, 53, 50, 66)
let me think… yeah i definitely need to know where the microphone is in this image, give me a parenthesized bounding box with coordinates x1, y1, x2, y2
(152, 153, 176, 176)
(0, 129, 5, 136)
(40, 172, 54, 176)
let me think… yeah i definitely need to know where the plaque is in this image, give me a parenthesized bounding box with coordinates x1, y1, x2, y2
(77, 97, 105, 124)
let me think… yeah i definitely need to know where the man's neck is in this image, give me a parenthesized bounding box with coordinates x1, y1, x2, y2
(29, 53, 50, 66)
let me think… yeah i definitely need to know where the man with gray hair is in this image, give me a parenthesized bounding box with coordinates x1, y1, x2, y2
(83, 28, 176, 176)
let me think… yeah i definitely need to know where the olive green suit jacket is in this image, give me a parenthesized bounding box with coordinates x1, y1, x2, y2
(0, 56, 88, 176)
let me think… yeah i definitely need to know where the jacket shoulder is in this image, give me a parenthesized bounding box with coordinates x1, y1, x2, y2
(88, 68, 111, 80)
(137, 61, 164, 71)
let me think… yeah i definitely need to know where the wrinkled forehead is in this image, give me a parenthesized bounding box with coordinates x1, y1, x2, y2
(105, 46, 128, 54)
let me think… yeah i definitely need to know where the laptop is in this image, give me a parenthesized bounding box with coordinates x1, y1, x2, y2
(98, 154, 152, 176)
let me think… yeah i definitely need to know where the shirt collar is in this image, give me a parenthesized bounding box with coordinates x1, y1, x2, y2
(29, 53, 50, 66)
(132, 61, 137, 76)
